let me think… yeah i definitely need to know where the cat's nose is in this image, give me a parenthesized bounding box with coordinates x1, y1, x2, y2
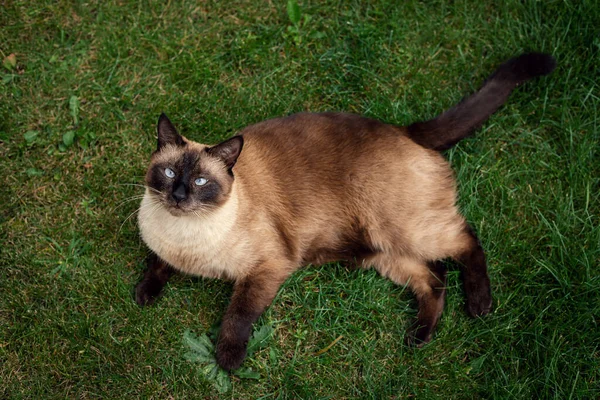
(172, 183, 187, 203)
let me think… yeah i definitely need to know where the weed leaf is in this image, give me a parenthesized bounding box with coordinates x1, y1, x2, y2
(69, 95, 80, 125)
(183, 330, 214, 357)
(184, 351, 215, 364)
(269, 347, 277, 365)
(247, 324, 274, 355)
(24, 130, 39, 144)
(26, 168, 44, 177)
(287, 0, 301, 25)
(234, 367, 261, 380)
(202, 363, 219, 380)
(215, 369, 232, 393)
(2, 74, 16, 84)
(183, 326, 272, 392)
(63, 131, 75, 147)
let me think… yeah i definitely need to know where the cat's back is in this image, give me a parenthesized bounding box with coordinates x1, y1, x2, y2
(236, 112, 425, 175)
(234, 112, 443, 185)
(239, 112, 400, 154)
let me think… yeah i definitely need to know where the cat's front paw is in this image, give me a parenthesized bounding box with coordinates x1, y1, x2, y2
(405, 322, 434, 348)
(465, 284, 492, 317)
(135, 278, 163, 306)
(216, 338, 248, 371)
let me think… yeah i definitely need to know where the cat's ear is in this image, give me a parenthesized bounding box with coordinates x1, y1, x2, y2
(156, 113, 185, 150)
(207, 136, 244, 169)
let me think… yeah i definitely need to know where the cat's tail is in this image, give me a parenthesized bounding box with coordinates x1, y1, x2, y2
(406, 53, 556, 151)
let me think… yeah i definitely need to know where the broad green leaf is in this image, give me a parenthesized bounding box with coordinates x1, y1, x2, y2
(183, 330, 214, 358)
(215, 368, 232, 393)
(233, 367, 261, 380)
(269, 347, 277, 364)
(24, 130, 39, 144)
(2, 74, 15, 84)
(247, 324, 274, 355)
(26, 168, 44, 177)
(69, 95, 80, 125)
(184, 351, 215, 364)
(287, 0, 301, 25)
(201, 363, 219, 380)
(63, 131, 75, 147)
(183, 328, 263, 393)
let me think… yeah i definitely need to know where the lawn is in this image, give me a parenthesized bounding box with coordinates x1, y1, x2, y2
(1, 0, 598, 398)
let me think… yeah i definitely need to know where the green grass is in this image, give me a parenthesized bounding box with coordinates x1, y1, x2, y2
(1, 0, 599, 398)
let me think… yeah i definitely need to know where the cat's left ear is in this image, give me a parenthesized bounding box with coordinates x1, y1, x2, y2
(156, 113, 185, 151)
(207, 136, 244, 170)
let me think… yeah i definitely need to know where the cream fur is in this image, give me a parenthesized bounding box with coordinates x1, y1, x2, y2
(137, 185, 253, 280)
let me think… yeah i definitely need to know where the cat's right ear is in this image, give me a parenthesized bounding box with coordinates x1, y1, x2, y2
(157, 113, 185, 151)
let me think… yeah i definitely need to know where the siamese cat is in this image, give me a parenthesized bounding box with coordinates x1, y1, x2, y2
(135, 53, 555, 371)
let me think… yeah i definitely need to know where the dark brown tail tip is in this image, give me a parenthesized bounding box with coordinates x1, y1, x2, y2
(494, 52, 557, 84)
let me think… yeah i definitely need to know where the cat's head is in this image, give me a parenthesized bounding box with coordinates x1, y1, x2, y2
(144, 113, 243, 216)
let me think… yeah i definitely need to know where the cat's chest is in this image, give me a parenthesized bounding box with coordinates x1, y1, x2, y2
(137, 194, 249, 280)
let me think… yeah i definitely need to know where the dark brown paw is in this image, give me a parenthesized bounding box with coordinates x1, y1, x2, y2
(465, 286, 493, 317)
(135, 278, 163, 306)
(405, 324, 433, 348)
(216, 339, 247, 371)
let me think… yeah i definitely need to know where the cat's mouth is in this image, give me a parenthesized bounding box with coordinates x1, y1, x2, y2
(164, 200, 210, 217)
(154, 193, 190, 216)
(165, 201, 216, 218)
(165, 202, 190, 217)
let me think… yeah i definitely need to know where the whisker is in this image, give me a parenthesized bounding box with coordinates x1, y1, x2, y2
(119, 206, 142, 234)
(118, 200, 162, 235)
(118, 183, 163, 195)
(191, 204, 218, 217)
(113, 195, 147, 210)
(117, 183, 147, 189)
(143, 202, 164, 225)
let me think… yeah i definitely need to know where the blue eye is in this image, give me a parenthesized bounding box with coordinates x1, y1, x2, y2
(165, 168, 175, 178)
(195, 177, 208, 186)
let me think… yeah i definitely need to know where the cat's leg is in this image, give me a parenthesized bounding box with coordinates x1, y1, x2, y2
(372, 255, 447, 346)
(408, 260, 448, 346)
(216, 260, 292, 371)
(135, 252, 176, 306)
(455, 225, 492, 317)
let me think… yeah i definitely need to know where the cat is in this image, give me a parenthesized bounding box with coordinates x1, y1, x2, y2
(135, 53, 556, 371)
